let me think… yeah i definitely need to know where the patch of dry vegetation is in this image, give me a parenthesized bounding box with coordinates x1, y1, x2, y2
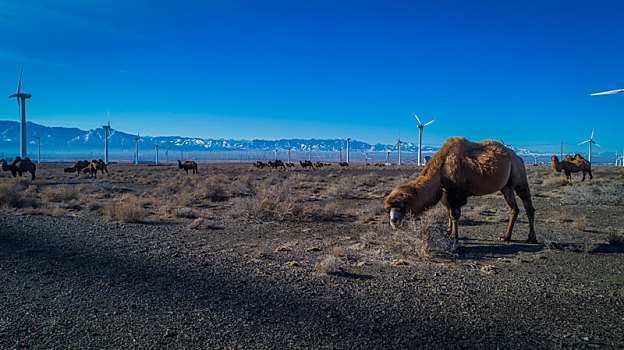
(542, 175, 570, 187)
(104, 196, 148, 223)
(561, 181, 623, 206)
(0, 179, 38, 209)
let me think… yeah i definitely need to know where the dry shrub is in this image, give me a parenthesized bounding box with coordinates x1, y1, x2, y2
(386, 205, 457, 258)
(571, 216, 589, 232)
(354, 174, 378, 187)
(104, 196, 148, 223)
(310, 202, 340, 221)
(315, 255, 342, 275)
(0, 179, 38, 209)
(561, 182, 623, 206)
(542, 175, 570, 187)
(229, 175, 256, 197)
(354, 201, 385, 223)
(197, 179, 227, 202)
(325, 178, 353, 199)
(229, 181, 304, 221)
(42, 185, 79, 202)
(174, 207, 198, 219)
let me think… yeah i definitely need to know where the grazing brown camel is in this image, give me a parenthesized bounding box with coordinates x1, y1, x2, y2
(374, 163, 385, 167)
(253, 161, 267, 169)
(551, 154, 592, 183)
(64, 160, 91, 175)
(300, 160, 315, 170)
(1, 157, 37, 180)
(313, 162, 324, 168)
(384, 137, 536, 243)
(339, 162, 349, 167)
(82, 159, 109, 179)
(178, 160, 198, 174)
(267, 160, 286, 170)
(285, 162, 295, 168)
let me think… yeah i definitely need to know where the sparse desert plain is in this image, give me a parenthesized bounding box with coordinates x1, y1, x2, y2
(1, 162, 623, 349)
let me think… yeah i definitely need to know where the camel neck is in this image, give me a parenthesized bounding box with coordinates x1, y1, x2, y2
(409, 169, 443, 211)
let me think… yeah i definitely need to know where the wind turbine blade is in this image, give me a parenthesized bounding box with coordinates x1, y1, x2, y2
(590, 129, 594, 139)
(592, 141, 600, 147)
(17, 64, 23, 95)
(590, 88, 624, 96)
(579, 140, 590, 145)
(413, 113, 422, 125)
(423, 119, 435, 127)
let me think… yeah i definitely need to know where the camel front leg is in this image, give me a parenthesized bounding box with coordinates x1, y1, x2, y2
(449, 208, 461, 241)
(581, 170, 586, 181)
(500, 186, 519, 242)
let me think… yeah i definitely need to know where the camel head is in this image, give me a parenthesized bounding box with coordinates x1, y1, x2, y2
(551, 155, 562, 172)
(384, 185, 421, 229)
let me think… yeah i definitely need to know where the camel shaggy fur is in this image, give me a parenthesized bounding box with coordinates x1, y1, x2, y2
(384, 137, 536, 243)
(1, 157, 37, 180)
(551, 154, 592, 183)
(64, 160, 91, 175)
(178, 160, 198, 174)
(267, 160, 286, 170)
(82, 159, 108, 179)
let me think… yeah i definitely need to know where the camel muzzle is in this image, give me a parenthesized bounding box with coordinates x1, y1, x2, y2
(389, 208, 403, 229)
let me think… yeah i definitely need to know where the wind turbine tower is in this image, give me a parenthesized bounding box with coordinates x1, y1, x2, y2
(155, 144, 159, 165)
(134, 133, 141, 165)
(103, 113, 111, 164)
(397, 138, 403, 166)
(9, 66, 32, 158)
(579, 129, 599, 164)
(346, 138, 351, 165)
(414, 113, 435, 166)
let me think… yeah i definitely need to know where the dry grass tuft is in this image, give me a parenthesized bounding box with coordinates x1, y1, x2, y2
(0, 179, 38, 209)
(561, 182, 623, 206)
(542, 175, 570, 187)
(104, 196, 148, 223)
(571, 216, 589, 231)
(42, 185, 79, 202)
(315, 255, 342, 275)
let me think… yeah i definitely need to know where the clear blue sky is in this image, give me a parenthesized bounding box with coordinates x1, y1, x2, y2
(1, 0, 623, 154)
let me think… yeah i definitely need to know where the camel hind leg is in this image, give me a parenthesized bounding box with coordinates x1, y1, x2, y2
(514, 185, 537, 244)
(500, 185, 519, 242)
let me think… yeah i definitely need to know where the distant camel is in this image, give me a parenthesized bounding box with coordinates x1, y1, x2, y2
(82, 159, 108, 179)
(324, 163, 332, 166)
(374, 163, 385, 167)
(178, 160, 198, 174)
(253, 161, 267, 169)
(551, 154, 592, 183)
(384, 137, 536, 243)
(64, 160, 91, 176)
(339, 162, 349, 167)
(313, 162, 324, 168)
(300, 160, 315, 170)
(285, 162, 295, 168)
(267, 160, 286, 170)
(1, 157, 36, 180)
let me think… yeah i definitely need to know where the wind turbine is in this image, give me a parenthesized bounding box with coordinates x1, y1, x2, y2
(590, 88, 624, 96)
(414, 113, 435, 166)
(163, 147, 169, 165)
(134, 133, 141, 165)
(155, 144, 159, 165)
(103, 112, 111, 164)
(9, 65, 32, 158)
(397, 137, 403, 166)
(579, 129, 599, 164)
(346, 138, 351, 165)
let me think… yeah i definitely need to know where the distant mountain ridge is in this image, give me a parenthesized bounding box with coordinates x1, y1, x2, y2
(0, 120, 435, 153)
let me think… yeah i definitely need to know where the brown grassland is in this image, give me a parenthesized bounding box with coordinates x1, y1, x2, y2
(1, 162, 623, 348)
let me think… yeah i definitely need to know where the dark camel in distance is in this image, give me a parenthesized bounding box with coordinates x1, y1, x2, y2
(384, 137, 536, 243)
(551, 154, 593, 183)
(1, 157, 37, 180)
(64, 160, 91, 176)
(178, 160, 198, 174)
(82, 159, 108, 179)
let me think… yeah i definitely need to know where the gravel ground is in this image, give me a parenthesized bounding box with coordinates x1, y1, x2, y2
(1, 164, 624, 349)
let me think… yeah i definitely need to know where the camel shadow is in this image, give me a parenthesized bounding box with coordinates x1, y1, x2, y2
(456, 239, 543, 257)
